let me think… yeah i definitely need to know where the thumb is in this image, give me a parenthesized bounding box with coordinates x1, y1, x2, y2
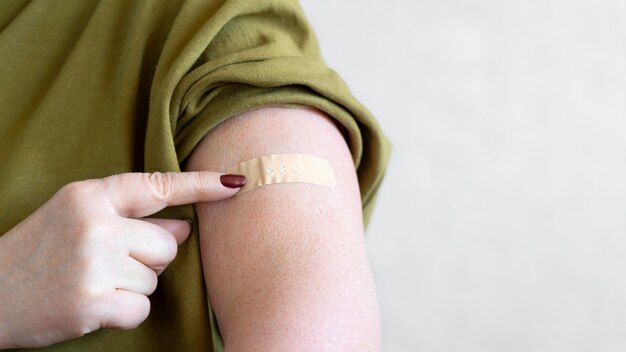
(102, 171, 246, 218)
(141, 218, 192, 245)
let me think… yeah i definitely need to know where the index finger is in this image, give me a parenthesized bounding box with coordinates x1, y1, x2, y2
(102, 172, 244, 218)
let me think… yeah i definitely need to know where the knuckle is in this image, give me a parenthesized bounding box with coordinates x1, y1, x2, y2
(55, 182, 108, 246)
(159, 234, 178, 264)
(154, 265, 166, 276)
(125, 296, 151, 329)
(58, 180, 100, 205)
(106, 296, 151, 331)
(147, 172, 173, 201)
(99, 295, 151, 331)
(147, 270, 158, 294)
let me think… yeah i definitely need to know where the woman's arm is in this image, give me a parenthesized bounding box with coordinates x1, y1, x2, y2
(185, 107, 381, 351)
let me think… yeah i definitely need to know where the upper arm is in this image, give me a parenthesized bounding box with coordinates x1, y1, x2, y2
(184, 107, 381, 351)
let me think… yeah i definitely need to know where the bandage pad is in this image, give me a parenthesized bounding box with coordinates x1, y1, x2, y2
(226, 154, 336, 195)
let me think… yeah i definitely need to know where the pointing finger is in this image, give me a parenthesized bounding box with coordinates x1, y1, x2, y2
(102, 172, 245, 218)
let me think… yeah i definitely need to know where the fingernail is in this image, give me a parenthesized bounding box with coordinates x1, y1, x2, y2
(220, 174, 246, 188)
(185, 219, 193, 228)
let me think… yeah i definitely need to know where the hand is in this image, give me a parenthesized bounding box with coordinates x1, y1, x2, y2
(0, 172, 243, 349)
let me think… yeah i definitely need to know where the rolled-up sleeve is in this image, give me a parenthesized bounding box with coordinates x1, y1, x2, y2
(148, 0, 391, 228)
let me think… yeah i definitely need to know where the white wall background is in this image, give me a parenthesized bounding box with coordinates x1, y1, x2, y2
(301, 1, 626, 351)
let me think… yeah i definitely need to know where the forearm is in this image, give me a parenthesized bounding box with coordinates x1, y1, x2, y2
(185, 107, 381, 351)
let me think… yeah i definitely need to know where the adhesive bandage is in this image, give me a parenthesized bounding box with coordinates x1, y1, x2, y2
(226, 154, 336, 195)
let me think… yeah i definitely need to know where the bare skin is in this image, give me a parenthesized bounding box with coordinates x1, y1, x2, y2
(0, 172, 241, 349)
(0, 107, 382, 350)
(186, 107, 382, 351)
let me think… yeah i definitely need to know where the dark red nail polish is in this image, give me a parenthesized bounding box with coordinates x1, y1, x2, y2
(220, 174, 246, 188)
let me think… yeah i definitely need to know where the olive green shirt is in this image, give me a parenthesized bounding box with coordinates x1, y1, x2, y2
(0, 0, 390, 350)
